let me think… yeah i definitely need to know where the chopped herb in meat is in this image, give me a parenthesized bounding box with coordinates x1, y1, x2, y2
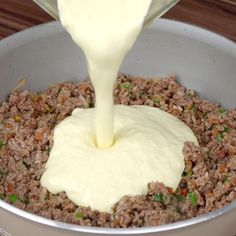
(120, 82, 132, 91)
(187, 192, 198, 206)
(182, 170, 193, 177)
(154, 193, 167, 204)
(205, 148, 211, 157)
(176, 206, 182, 213)
(218, 107, 226, 115)
(8, 194, 20, 204)
(0, 169, 5, 177)
(22, 198, 30, 205)
(223, 176, 229, 183)
(191, 104, 197, 113)
(57, 88, 62, 96)
(186, 91, 194, 97)
(152, 96, 160, 104)
(217, 133, 224, 142)
(0, 140, 4, 149)
(75, 212, 84, 220)
(223, 126, 229, 133)
(45, 146, 51, 156)
(216, 126, 229, 143)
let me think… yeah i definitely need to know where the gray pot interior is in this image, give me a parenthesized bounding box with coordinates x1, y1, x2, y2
(0, 20, 236, 109)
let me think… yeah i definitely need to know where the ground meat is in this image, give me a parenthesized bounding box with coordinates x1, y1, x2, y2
(0, 74, 235, 227)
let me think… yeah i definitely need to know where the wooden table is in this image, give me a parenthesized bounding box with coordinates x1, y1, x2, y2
(0, 0, 236, 41)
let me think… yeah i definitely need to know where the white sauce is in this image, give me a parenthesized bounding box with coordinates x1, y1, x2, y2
(41, 105, 198, 212)
(57, 0, 153, 148)
(41, 0, 199, 212)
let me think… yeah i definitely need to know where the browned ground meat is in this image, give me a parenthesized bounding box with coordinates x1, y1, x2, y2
(0, 74, 236, 227)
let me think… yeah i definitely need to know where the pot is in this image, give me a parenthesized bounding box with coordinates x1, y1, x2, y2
(0, 19, 236, 236)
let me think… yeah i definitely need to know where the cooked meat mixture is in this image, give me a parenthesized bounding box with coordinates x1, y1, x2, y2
(0, 75, 236, 228)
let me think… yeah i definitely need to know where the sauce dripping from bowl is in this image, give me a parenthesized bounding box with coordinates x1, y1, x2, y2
(41, 0, 198, 212)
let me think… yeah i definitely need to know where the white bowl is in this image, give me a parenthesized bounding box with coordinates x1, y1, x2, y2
(0, 19, 236, 236)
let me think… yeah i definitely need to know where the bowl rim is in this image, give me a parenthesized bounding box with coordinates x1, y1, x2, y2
(0, 18, 236, 234)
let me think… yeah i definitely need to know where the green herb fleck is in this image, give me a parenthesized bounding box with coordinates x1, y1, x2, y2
(218, 108, 225, 113)
(120, 82, 132, 91)
(216, 133, 224, 143)
(182, 170, 193, 177)
(223, 126, 229, 133)
(44, 105, 53, 114)
(174, 194, 185, 202)
(176, 206, 182, 213)
(218, 107, 227, 116)
(223, 176, 228, 183)
(191, 104, 197, 113)
(154, 193, 167, 204)
(216, 126, 229, 143)
(22, 198, 30, 205)
(205, 148, 211, 157)
(75, 212, 84, 220)
(0, 140, 4, 149)
(187, 170, 193, 176)
(0, 193, 5, 200)
(187, 192, 198, 206)
(8, 194, 20, 203)
(57, 88, 62, 96)
(31, 94, 41, 102)
(152, 96, 160, 104)
(0, 169, 6, 177)
(211, 124, 217, 130)
(45, 146, 51, 156)
(187, 92, 193, 98)
(31, 95, 37, 102)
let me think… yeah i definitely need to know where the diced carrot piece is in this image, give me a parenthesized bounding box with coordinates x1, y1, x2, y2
(181, 188, 188, 197)
(35, 131, 44, 141)
(7, 183, 14, 193)
(4, 123, 13, 129)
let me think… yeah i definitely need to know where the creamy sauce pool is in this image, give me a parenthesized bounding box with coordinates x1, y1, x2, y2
(41, 0, 198, 213)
